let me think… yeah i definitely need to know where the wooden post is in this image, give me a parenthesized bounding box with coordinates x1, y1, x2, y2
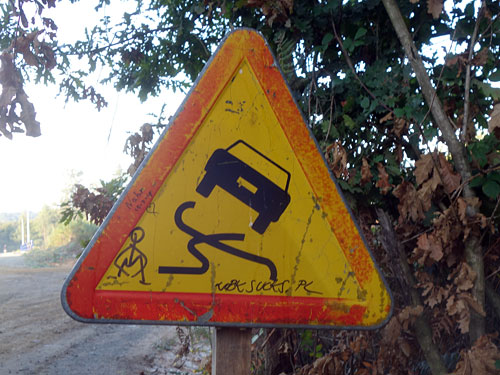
(212, 327, 252, 374)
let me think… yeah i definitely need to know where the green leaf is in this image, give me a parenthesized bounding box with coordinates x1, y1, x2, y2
(360, 96, 370, 109)
(469, 141, 491, 168)
(489, 69, 500, 82)
(483, 180, 500, 199)
(473, 79, 500, 100)
(343, 37, 354, 53)
(469, 175, 485, 188)
(489, 171, 500, 184)
(394, 108, 405, 117)
(354, 27, 367, 40)
(322, 33, 334, 48)
(496, 359, 500, 369)
(343, 114, 356, 129)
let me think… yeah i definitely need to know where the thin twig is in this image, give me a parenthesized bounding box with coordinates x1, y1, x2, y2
(479, 196, 500, 246)
(462, 1, 484, 142)
(331, 19, 392, 113)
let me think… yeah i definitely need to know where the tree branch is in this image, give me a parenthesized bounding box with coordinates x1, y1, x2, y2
(462, 2, 483, 142)
(381, 0, 485, 343)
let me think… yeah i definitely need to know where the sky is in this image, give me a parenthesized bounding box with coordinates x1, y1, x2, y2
(0, 1, 185, 213)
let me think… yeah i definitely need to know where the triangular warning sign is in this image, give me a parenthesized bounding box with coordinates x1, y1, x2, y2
(62, 29, 392, 328)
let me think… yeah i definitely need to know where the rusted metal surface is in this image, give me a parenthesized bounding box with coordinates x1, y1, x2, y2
(61, 29, 392, 329)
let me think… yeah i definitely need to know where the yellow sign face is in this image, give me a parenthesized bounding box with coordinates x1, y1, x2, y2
(98, 59, 362, 301)
(62, 29, 392, 328)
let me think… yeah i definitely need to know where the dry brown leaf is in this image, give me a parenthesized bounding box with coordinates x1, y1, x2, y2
(489, 103, 500, 139)
(13, 30, 42, 68)
(17, 90, 41, 137)
(459, 292, 486, 317)
(398, 305, 424, 331)
(446, 294, 470, 333)
(379, 112, 393, 123)
(394, 118, 407, 137)
(325, 141, 348, 179)
(399, 338, 412, 357)
(415, 154, 434, 186)
(382, 316, 402, 345)
(451, 335, 500, 375)
(0, 53, 20, 107)
(375, 163, 392, 194)
(360, 158, 373, 185)
(416, 233, 443, 264)
(417, 177, 436, 212)
(451, 262, 476, 292)
(457, 197, 468, 223)
(472, 48, 489, 66)
(421, 283, 449, 308)
(427, 0, 443, 19)
(437, 153, 461, 193)
(393, 181, 426, 223)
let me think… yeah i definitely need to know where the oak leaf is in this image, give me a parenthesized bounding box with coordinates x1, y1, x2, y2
(394, 118, 407, 137)
(446, 294, 470, 333)
(393, 181, 425, 222)
(451, 335, 500, 375)
(427, 0, 443, 19)
(488, 103, 500, 139)
(415, 154, 434, 186)
(459, 292, 486, 317)
(375, 163, 392, 194)
(13, 31, 42, 68)
(416, 233, 443, 264)
(450, 262, 476, 292)
(471, 48, 489, 66)
(325, 141, 348, 179)
(437, 153, 461, 193)
(360, 158, 373, 185)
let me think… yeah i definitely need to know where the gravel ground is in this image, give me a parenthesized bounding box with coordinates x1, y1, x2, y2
(0, 252, 211, 375)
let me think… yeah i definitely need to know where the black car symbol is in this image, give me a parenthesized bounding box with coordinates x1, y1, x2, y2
(196, 140, 291, 234)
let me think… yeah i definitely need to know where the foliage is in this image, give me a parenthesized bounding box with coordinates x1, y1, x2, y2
(2, 0, 500, 373)
(0, 220, 21, 251)
(23, 239, 86, 267)
(60, 174, 127, 225)
(23, 208, 97, 267)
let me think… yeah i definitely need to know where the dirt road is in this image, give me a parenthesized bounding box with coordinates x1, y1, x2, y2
(0, 253, 210, 375)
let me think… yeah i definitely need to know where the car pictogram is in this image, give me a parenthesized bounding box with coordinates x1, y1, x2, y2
(196, 140, 291, 234)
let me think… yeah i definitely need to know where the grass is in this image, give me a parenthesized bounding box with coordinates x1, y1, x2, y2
(23, 240, 83, 267)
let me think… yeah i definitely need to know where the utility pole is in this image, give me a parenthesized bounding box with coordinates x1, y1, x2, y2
(27, 211, 30, 248)
(21, 215, 25, 247)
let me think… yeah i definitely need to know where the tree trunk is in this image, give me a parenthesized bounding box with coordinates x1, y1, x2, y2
(380, 0, 485, 342)
(377, 209, 447, 375)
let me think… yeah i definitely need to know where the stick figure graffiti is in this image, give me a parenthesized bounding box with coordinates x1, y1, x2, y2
(112, 227, 151, 285)
(158, 140, 291, 281)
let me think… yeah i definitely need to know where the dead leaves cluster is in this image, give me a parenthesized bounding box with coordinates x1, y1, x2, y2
(393, 152, 461, 227)
(0, 2, 59, 139)
(489, 103, 500, 139)
(124, 123, 155, 176)
(69, 184, 115, 225)
(325, 141, 349, 180)
(0, 52, 41, 138)
(451, 335, 500, 375)
(293, 333, 372, 375)
(247, 0, 293, 27)
(416, 261, 486, 335)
